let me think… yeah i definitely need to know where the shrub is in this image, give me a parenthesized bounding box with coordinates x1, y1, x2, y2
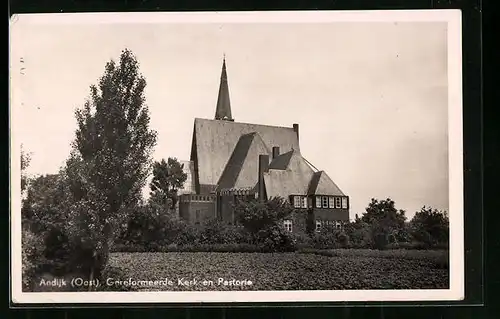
(294, 232, 314, 249)
(200, 219, 253, 245)
(409, 228, 434, 248)
(254, 225, 297, 252)
(235, 197, 295, 233)
(43, 227, 71, 261)
(410, 206, 449, 246)
(174, 223, 204, 246)
(344, 222, 373, 249)
(373, 232, 389, 250)
(312, 227, 350, 249)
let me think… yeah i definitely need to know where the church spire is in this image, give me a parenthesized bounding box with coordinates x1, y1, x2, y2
(214, 56, 233, 121)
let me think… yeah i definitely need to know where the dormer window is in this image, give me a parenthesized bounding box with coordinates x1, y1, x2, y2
(315, 196, 322, 208)
(293, 196, 300, 207)
(293, 195, 307, 208)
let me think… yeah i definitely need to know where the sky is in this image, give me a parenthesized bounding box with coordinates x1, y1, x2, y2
(10, 15, 451, 220)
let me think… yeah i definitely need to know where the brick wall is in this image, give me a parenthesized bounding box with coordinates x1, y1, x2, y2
(313, 208, 349, 222)
(179, 194, 216, 224)
(219, 194, 236, 224)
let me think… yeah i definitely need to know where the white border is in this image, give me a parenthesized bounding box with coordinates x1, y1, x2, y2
(9, 10, 463, 304)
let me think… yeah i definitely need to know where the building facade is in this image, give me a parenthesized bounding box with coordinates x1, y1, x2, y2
(177, 58, 349, 232)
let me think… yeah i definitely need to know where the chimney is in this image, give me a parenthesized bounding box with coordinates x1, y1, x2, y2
(293, 123, 299, 141)
(272, 146, 280, 159)
(258, 154, 269, 202)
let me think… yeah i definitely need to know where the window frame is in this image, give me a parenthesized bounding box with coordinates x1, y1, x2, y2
(293, 196, 302, 208)
(316, 196, 322, 208)
(328, 196, 335, 208)
(315, 219, 322, 232)
(283, 219, 293, 232)
(301, 196, 307, 208)
(335, 197, 342, 208)
(322, 196, 329, 208)
(342, 197, 348, 209)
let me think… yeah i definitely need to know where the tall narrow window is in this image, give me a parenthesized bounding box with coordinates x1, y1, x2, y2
(328, 196, 335, 208)
(335, 197, 342, 208)
(316, 196, 322, 208)
(301, 196, 307, 208)
(342, 197, 348, 209)
(322, 196, 329, 208)
(283, 219, 293, 232)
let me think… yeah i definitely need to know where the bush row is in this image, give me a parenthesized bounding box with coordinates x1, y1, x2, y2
(112, 218, 447, 253)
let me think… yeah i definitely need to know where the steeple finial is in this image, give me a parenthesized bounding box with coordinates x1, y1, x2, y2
(214, 55, 233, 121)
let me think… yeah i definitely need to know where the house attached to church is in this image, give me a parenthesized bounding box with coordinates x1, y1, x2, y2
(177, 59, 349, 233)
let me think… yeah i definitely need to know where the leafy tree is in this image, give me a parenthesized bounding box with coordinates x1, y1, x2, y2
(21, 145, 32, 194)
(22, 174, 68, 232)
(361, 198, 407, 226)
(65, 49, 157, 285)
(313, 224, 350, 249)
(410, 206, 449, 246)
(149, 157, 187, 211)
(360, 198, 407, 249)
(235, 197, 295, 234)
(234, 197, 297, 251)
(118, 204, 174, 248)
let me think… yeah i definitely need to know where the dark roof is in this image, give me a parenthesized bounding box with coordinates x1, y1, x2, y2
(263, 150, 315, 198)
(269, 151, 293, 170)
(217, 132, 268, 189)
(191, 118, 300, 187)
(307, 171, 345, 196)
(307, 171, 322, 195)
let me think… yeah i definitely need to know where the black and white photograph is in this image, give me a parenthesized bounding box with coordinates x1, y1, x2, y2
(10, 10, 463, 303)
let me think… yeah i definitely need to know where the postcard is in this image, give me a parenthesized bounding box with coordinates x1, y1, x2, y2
(10, 10, 463, 304)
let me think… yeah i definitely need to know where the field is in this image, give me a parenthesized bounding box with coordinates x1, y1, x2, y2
(104, 249, 449, 291)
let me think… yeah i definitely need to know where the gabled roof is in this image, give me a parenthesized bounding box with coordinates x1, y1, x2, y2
(191, 118, 300, 187)
(269, 151, 293, 170)
(263, 151, 315, 198)
(217, 132, 268, 189)
(307, 171, 345, 196)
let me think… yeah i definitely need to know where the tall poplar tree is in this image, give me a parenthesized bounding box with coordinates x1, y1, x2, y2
(65, 49, 157, 282)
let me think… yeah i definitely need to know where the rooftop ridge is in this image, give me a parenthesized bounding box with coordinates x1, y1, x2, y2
(195, 117, 296, 130)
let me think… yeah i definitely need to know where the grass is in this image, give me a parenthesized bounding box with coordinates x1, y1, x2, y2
(104, 249, 449, 291)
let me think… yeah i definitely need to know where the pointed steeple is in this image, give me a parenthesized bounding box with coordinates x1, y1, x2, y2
(214, 56, 233, 121)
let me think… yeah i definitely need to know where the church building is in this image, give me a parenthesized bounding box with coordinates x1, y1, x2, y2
(177, 58, 349, 233)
